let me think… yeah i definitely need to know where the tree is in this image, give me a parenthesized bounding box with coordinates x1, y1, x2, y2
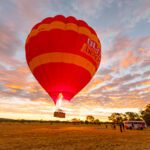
(71, 118, 81, 123)
(108, 113, 124, 123)
(94, 119, 100, 124)
(125, 112, 142, 121)
(86, 115, 95, 123)
(141, 104, 150, 126)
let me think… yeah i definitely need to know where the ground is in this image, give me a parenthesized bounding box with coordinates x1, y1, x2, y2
(0, 122, 150, 150)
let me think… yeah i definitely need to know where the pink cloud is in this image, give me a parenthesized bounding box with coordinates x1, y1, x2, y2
(101, 34, 150, 72)
(120, 51, 140, 69)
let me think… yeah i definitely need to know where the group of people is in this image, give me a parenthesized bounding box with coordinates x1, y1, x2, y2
(105, 123, 125, 132)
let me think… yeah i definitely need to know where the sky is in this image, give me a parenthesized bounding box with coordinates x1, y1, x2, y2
(0, 0, 150, 121)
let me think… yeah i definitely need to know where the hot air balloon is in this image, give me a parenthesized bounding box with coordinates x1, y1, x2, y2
(25, 15, 101, 118)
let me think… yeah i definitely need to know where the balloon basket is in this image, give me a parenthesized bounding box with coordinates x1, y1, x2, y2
(54, 109, 65, 118)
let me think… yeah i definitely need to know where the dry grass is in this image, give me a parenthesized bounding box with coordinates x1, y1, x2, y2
(0, 122, 150, 150)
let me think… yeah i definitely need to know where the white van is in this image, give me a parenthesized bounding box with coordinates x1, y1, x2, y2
(124, 121, 147, 130)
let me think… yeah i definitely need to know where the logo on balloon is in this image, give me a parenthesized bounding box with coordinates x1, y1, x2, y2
(81, 38, 101, 67)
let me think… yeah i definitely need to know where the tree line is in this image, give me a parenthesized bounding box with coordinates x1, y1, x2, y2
(84, 104, 150, 126)
(108, 104, 150, 125)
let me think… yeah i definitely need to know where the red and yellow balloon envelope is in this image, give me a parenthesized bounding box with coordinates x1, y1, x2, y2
(25, 15, 101, 117)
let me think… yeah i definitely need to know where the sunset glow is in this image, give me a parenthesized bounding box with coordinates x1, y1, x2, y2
(0, 0, 150, 122)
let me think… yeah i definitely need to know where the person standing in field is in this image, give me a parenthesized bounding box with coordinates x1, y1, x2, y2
(122, 122, 125, 130)
(105, 124, 108, 128)
(113, 123, 116, 129)
(119, 123, 123, 132)
(132, 122, 134, 129)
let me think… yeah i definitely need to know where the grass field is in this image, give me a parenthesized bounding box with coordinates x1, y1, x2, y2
(0, 122, 150, 150)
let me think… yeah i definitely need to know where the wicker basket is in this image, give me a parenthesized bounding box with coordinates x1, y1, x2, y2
(54, 109, 65, 118)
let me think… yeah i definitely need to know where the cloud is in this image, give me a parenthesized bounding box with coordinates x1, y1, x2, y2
(71, 0, 104, 17)
(104, 98, 149, 109)
(101, 34, 150, 73)
(0, 65, 50, 102)
(112, 73, 140, 84)
(0, 24, 22, 57)
(120, 51, 140, 69)
(115, 0, 150, 29)
(143, 70, 150, 77)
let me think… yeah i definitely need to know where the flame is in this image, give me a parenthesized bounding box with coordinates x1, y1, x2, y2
(56, 93, 63, 109)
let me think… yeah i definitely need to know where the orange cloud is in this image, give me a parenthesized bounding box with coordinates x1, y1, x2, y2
(141, 80, 150, 85)
(79, 77, 104, 95)
(139, 48, 145, 53)
(120, 51, 140, 68)
(27, 88, 37, 93)
(17, 67, 30, 74)
(109, 96, 120, 100)
(5, 84, 22, 90)
(102, 74, 112, 81)
(104, 86, 113, 91)
(105, 98, 149, 109)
